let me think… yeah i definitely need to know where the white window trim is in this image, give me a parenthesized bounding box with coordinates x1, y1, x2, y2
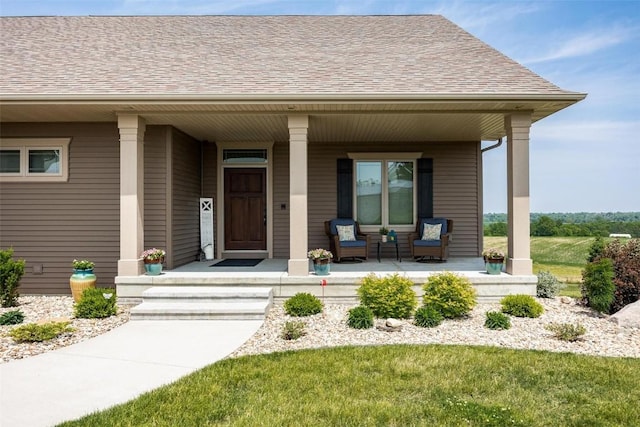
(0, 138, 71, 182)
(348, 152, 422, 233)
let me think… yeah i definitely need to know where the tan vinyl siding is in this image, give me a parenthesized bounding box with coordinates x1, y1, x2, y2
(170, 128, 201, 267)
(306, 141, 480, 259)
(0, 123, 120, 294)
(201, 142, 217, 254)
(143, 126, 168, 258)
(272, 141, 290, 258)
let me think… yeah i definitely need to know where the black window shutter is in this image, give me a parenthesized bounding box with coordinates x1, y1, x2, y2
(417, 158, 433, 218)
(336, 158, 353, 218)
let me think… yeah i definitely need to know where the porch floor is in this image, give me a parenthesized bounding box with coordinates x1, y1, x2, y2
(116, 257, 537, 303)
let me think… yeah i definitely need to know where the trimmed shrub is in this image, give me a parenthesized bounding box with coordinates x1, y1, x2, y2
(422, 272, 477, 319)
(0, 309, 25, 325)
(0, 248, 26, 308)
(581, 258, 615, 313)
(283, 292, 323, 317)
(74, 287, 117, 319)
(536, 271, 563, 298)
(414, 305, 444, 328)
(484, 311, 511, 330)
(545, 322, 586, 342)
(500, 294, 544, 318)
(357, 273, 417, 319)
(10, 321, 74, 343)
(347, 305, 374, 329)
(281, 320, 306, 340)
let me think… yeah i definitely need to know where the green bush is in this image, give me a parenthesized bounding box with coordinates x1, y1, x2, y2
(9, 321, 74, 343)
(0, 309, 25, 325)
(545, 322, 586, 342)
(536, 271, 563, 298)
(581, 258, 615, 313)
(414, 305, 444, 328)
(500, 294, 544, 318)
(0, 248, 26, 307)
(74, 287, 117, 319)
(587, 236, 606, 263)
(281, 320, 306, 340)
(283, 292, 323, 317)
(347, 305, 374, 329)
(357, 273, 417, 319)
(484, 311, 511, 330)
(422, 272, 477, 319)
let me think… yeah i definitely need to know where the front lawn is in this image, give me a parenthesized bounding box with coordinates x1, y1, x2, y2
(61, 345, 640, 426)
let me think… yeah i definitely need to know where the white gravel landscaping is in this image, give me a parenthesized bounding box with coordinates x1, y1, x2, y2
(0, 296, 130, 363)
(1, 295, 638, 364)
(230, 298, 640, 359)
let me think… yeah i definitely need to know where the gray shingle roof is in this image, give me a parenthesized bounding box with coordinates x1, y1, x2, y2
(0, 15, 576, 97)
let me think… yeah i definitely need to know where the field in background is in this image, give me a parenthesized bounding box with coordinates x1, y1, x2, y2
(483, 236, 599, 285)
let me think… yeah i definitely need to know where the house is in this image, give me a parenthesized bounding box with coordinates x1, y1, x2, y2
(0, 15, 585, 296)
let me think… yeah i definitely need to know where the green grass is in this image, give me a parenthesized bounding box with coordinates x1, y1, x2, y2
(60, 345, 640, 426)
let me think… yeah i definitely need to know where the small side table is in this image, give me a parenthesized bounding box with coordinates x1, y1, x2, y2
(377, 240, 401, 262)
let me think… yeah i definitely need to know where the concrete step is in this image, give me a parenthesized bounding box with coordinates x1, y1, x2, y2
(130, 286, 273, 320)
(130, 301, 270, 320)
(140, 286, 272, 303)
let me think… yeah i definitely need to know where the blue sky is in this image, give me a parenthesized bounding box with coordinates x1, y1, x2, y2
(1, 0, 639, 213)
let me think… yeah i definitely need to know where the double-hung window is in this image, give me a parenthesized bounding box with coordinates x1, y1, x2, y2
(349, 153, 421, 231)
(0, 138, 70, 182)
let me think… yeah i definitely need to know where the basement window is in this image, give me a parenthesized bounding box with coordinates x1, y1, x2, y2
(0, 138, 70, 182)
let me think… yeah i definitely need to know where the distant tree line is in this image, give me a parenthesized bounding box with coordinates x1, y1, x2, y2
(484, 212, 640, 237)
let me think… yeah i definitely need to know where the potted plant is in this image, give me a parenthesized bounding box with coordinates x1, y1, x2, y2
(482, 248, 505, 275)
(307, 248, 333, 276)
(70, 259, 96, 302)
(379, 226, 389, 242)
(141, 248, 166, 275)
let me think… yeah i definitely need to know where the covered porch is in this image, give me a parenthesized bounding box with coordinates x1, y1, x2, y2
(115, 257, 536, 304)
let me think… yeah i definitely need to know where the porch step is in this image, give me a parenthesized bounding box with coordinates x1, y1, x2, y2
(130, 286, 273, 320)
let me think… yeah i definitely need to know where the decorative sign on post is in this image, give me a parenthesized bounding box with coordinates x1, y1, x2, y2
(200, 198, 214, 260)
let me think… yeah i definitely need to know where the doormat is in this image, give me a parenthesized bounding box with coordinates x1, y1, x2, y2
(211, 259, 263, 267)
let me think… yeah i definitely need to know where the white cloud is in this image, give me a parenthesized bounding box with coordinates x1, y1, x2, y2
(428, 0, 543, 34)
(524, 26, 636, 64)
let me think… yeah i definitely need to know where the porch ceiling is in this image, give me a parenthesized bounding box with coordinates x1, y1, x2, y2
(0, 97, 579, 142)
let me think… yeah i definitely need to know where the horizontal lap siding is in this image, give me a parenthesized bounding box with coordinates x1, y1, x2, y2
(272, 141, 289, 258)
(143, 126, 168, 258)
(201, 143, 217, 254)
(0, 123, 120, 294)
(171, 129, 201, 267)
(307, 141, 480, 259)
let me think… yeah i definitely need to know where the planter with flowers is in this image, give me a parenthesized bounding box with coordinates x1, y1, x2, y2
(307, 248, 333, 276)
(70, 259, 96, 302)
(141, 248, 166, 275)
(482, 248, 505, 275)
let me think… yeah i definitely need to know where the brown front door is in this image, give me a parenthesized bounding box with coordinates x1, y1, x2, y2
(224, 168, 266, 251)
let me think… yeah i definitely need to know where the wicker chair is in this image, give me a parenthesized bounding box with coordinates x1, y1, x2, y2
(324, 218, 370, 262)
(408, 218, 453, 262)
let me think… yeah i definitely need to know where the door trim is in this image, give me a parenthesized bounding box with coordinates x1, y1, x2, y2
(216, 142, 274, 259)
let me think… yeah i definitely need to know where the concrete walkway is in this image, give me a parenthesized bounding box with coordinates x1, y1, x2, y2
(0, 320, 262, 427)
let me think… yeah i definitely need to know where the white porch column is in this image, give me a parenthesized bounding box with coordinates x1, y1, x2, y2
(117, 115, 146, 276)
(288, 115, 309, 276)
(505, 113, 533, 275)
